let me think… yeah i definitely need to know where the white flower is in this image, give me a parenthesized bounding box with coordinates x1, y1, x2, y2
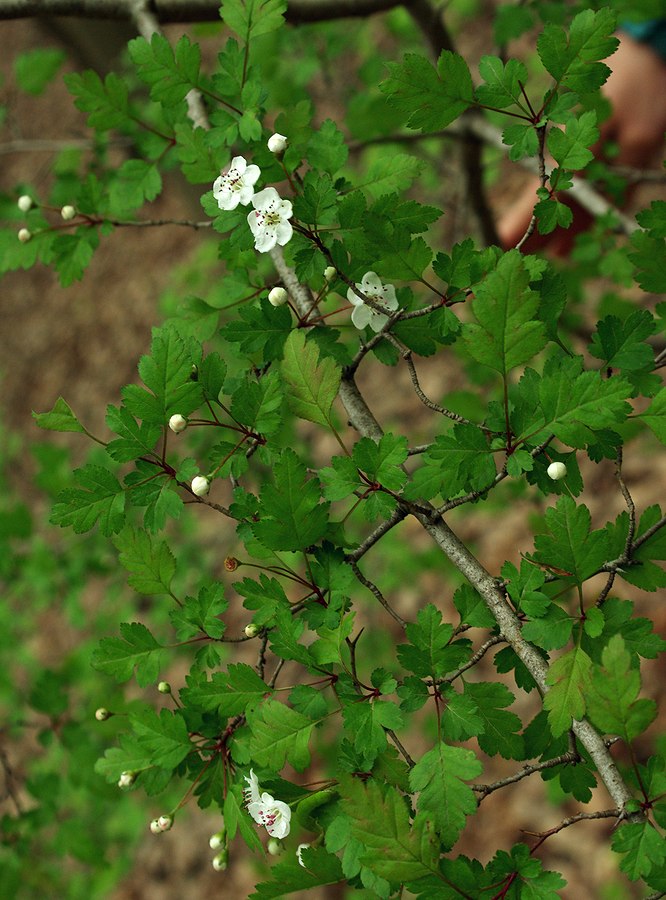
(296, 843, 310, 867)
(244, 769, 292, 838)
(61, 205, 76, 221)
(267, 133, 288, 154)
(213, 156, 261, 211)
(268, 286, 288, 307)
(118, 771, 135, 789)
(247, 187, 293, 254)
(150, 819, 162, 834)
(191, 475, 211, 497)
(547, 461, 567, 481)
(17, 195, 32, 212)
(158, 815, 173, 831)
(17, 228, 31, 243)
(347, 271, 399, 332)
(168, 414, 188, 433)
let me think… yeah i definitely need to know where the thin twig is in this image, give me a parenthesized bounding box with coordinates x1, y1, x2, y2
(441, 634, 505, 683)
(473, 749, 581, 799)
(349, 560, 406, 628)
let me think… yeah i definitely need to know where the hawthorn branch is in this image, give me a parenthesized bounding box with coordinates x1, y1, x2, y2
(403, 350, 491, 430)
(442, 634, 505, 684)
(0, 0, 403, 22)
(527, 807, 621, 852)
(349, 560, 407, 627)
(472, 749, 580, 799)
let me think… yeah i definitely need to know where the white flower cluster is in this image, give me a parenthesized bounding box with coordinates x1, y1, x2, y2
(212, 136, 293, 254)
(243, 769, 291, 838)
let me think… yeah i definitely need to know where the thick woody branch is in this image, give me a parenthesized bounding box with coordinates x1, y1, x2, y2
(0, 0, 401, 22)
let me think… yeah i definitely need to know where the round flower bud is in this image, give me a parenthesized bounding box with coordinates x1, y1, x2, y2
(95, 707, 111, 721)
(547, 461, 567, 481)
(61, 205, 76, 221)
(268, 286, 288, 307)
(267, 838, 283, 856)
(244, 623, 260, 638)
(150, 819, 162, 835)
(324, 266, 336, 282)
(157, 815, 173, 831)
(168, 414, 188, 434)
(267, 133, 288, 155)
(212, 850, 228, 871)
(157, 681, 171, 694)
(209, 826, 226, 850)
(224, 556, 239, 572)
(118, 771, 136, 789)
(191, 475, 211, 497)
(17, 194, 33, 213)
(18, 228, 32, 243)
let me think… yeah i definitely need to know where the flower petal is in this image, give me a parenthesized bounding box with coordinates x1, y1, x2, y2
(351, 303, 372, 330)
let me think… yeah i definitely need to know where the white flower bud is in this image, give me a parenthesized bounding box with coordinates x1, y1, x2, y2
(157, 815, 173, 831)
(95, 707, 111, 721)
(209, 828, 226, 850)
(267, 133, 288, 155)
(150, 819, 162, 835)
(168, 414, 188, 433)
(547, 461, 567, 481)
(17, 195, 33, 212)
(18, 228, 32, 243)
(324, 266, 336, 282)
(268, 286, 288, 307)
(157, 681, 171, 694)
(244, 623, 260, 638)
(212, 850, 228, 871)
(267, 838, 283, 856)
(61, 205, 76, 221)
(118, 771, 136, 789)
(191, 475, 211, 497)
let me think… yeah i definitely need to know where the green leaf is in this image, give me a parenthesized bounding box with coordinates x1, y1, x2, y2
(537, 9, 618, 93)
(531, 496, 609, 584)
(131, 708, 192, 770)
(544, 645, 593, 736)
(307, 119, 348, 175)
(612, 822, 666, 881)
(585, 635, 656, 742)
(64, 70, 129, 129)
(221, 297, 292, 362)
(113, 527, 176, 595)
(253, 449, 329, 551)
(381, 50, 474, 131)
(503, 123, 539, 161)
(342, 700, 404, 763)
(462, 251, 547, 376)
(231, 371, 283, 436)
(475, 56, 528, 109)
(169, 583, 228, 639)
(397, 604, 471, 679)
(463, 682, 524, 759)
(109, 160, 162, 213)
(357, 153, 423, 198)
(14, 48, 65, 95)
(281, 330, 341, 431)
(589, 309, 655, 372)
(92, 622, 165, 686)
(105, 404, 161, 462)
(250, 848, 344, 898)
(629, 230, 666, 293)
(121, 326, 202, 426)
(640, 387, 666, 443)
(342, 778, 440, 882)
(409, 743, 482, 848)
(51, 464, 125, 536)
(185, 664, 269, 716)
(33, 397, 85, 434)
(404, 423, 496, 502)
(248, 699, 314, 771)
(221, 0, 287, 42)
(51, 230, 99, 287)
(547, 111, 598, 170)
(128, 34, 201, 105)
(535, 197, 574, 235)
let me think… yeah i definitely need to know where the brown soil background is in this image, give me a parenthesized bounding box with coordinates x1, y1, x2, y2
(1, 11, 664, 900)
